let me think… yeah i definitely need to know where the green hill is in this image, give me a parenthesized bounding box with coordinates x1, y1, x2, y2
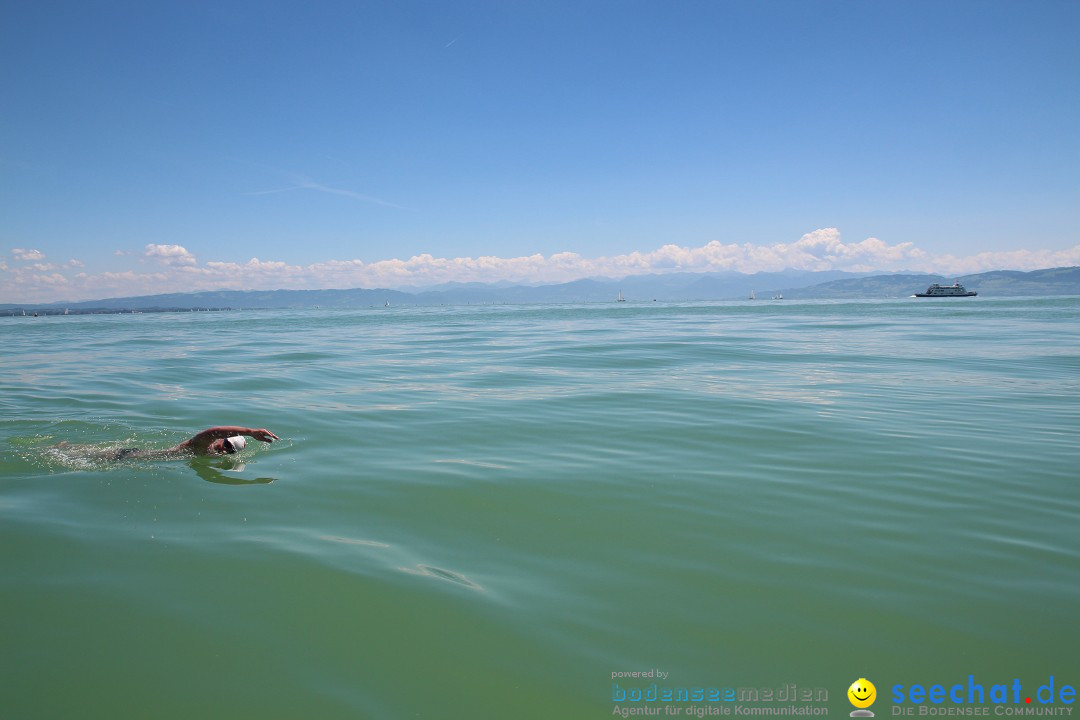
(786, 267, 1080, 299)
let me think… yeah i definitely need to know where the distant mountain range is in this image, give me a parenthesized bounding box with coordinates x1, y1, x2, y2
(3, 267, 1079, 314)
(786, 266, 1080, 299)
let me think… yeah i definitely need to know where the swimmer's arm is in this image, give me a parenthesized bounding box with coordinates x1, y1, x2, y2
(173, 426, 280, 453)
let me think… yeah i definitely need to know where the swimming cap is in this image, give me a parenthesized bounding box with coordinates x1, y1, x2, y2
(224, 435, 246, 453)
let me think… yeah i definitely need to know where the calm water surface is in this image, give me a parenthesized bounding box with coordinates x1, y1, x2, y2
(2, 298, 1078, 719)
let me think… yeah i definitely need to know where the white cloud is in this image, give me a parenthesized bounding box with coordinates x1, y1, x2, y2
(931, 247, 1080, 275)
(3, 229, 1078, 304)
(12, 248, 45, 261)
(145, 243, 197, 266)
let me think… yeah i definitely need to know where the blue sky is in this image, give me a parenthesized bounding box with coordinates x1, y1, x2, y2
(2, 0, 1078, 302)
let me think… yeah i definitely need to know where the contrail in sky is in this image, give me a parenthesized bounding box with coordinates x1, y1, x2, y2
(245, 175, 405, 209)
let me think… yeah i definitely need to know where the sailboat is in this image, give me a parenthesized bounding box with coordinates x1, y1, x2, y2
(616, 290, 626, 302)
(749, 290, 756, 300)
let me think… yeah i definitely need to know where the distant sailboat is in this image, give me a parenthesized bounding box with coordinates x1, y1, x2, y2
(616, 290, 626, 302)
(749, 290, 756, 300)
(773, 293, 783, 300)
(384, 300, 390, 307)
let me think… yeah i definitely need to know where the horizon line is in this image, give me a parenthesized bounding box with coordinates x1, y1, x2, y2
(3, 264, 1077, 307)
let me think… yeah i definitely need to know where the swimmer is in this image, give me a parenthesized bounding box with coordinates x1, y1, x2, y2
(53, 426, 280, 461)
(167, 426, 279, 456)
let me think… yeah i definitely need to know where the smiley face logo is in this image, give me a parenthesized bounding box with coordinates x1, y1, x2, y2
(848, 678, 877, 710)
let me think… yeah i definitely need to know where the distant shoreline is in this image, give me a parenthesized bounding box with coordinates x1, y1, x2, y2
(3, 266, 1078, 311)
(2, 307, 236, 317)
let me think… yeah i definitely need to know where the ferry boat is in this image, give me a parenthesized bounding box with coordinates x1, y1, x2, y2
(914, 281, 977, 297)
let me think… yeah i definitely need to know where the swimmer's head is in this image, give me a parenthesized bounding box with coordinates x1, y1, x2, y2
(223, 436, 246, 454)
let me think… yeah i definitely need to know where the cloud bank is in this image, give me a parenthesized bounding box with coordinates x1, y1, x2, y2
(12, 248, 45, 261)
(4, 230, 1079, 303)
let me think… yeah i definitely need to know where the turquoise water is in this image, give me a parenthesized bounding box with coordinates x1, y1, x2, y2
(2, 298, 1078, 719)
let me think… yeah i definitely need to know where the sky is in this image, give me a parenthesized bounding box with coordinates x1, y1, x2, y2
(2, 0, 1078, 303)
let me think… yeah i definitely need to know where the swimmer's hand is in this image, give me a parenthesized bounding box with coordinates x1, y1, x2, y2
(251, 429, 280, 443)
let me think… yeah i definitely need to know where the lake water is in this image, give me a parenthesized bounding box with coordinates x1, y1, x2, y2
(2, 297, 1078, 719)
